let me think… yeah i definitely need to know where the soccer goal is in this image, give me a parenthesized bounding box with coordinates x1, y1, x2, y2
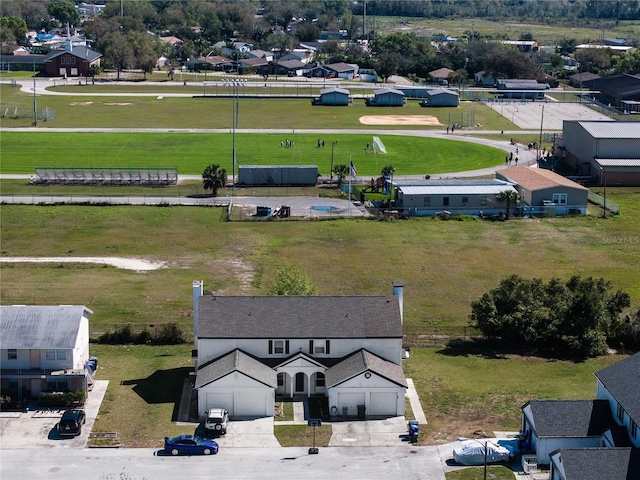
(372, 136, 387, 154)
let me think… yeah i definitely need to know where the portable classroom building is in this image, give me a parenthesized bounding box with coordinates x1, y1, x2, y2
(366, 88, 406, 106)
(313, 87, 351, 106)
(238, 165, 318, 186)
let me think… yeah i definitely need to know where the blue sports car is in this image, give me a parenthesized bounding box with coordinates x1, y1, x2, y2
(164, 435, 219, 456)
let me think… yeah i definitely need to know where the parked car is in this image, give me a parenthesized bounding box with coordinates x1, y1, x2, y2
(57, 409, 86, 436)
(453, 440, 511, 465)
(164, 435, 219, 456)
(204, 408, 229, 435)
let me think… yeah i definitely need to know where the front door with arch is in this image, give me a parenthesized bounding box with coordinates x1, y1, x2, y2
(295, 372, 306, 393)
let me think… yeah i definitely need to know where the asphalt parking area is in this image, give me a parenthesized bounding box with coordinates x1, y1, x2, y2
(0, 380, 107, 449)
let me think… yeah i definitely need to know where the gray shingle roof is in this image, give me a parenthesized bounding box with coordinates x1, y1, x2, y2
(527, 399, 614, 437)
(555, 448, 640, 480)
(197, 295, 402, 339)
(0, 305, 91, 349)
(195, 349, 277, 389)
(325, 349, 407, 388)
(374, 88, 405, 96)
(595, 352, 640, 425)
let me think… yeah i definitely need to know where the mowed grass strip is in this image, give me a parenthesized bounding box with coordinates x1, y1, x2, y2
(0, 131, 505, 176)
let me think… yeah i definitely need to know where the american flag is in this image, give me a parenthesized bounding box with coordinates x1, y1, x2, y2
(350, 159, 357, 177)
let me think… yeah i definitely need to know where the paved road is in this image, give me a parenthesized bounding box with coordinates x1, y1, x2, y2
(0, 446, 448, 480)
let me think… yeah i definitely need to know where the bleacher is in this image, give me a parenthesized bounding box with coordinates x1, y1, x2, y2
(32, 167, 178, 186)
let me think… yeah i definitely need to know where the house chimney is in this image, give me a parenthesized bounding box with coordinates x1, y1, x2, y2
(392, 281, 404, 324)
(193, 280, 203, 347)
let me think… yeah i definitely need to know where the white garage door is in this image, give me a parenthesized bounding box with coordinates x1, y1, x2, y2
(236, 393, 268, 417)
(369, 392, 398, 416)
(336, 392, 366, 416)
(206, 392, 234, 416)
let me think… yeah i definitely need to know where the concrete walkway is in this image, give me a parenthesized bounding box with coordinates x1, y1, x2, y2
(406, 378, 428, 425)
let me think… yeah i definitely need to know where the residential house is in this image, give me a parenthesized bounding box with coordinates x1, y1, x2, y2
(393, 179, 517, 217)
(313, 87, 351, 106)
(366, 88, 406, 107)
(474, 70, 495, 87)
(420, 88, 459, 107)
(520, 351, 640, 477)
(193, 281, 408, 419)
(302, 64, 331, 78)
(496, 166, 589, 216)
(569, 72, 600, 88)
(1, 305, 94, 406)
(502, 40, 540, 54)
(429, 67, 453, 84)
(272, 59, 306, 77)
(325, 62, 358, 80)
(359, 68, 378, 82)
(559, 120, 640, 186)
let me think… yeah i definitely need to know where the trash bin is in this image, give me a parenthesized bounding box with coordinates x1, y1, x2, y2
(408, 420, 419, 442)
(357, 405, 366, 419)
(342, 406, 348, 420)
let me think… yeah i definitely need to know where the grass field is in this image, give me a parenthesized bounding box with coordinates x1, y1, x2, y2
(2, 187, 638, 332)
(0, 83, 515, 130)
(0, 131, 505, 177)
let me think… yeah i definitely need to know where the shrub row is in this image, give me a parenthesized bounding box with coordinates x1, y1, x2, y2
(97, 322, 185, 345)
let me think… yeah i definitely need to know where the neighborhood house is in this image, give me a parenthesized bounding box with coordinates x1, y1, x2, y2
(192, 281, 408, 419)
(0, 305, 94, 407)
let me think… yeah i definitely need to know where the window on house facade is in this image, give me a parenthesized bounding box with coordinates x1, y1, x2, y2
(46, 349, 66, 360)
(443, 197, 449, 206)
(277, 373, 284, 387)
(632, 420, 638, 440)
(424, 197, 430, 207)
(309, 340, 330, 355)
(480, 195, 487, 206)
(269, 340, 289, 355)
(7, 349, 17, 360)
(315, 372, 326, 387)
(552, 193, 567, 205)
(462, 196, 469, 206)
(617, 403, 625, 422)
(46, 378, 68, 392)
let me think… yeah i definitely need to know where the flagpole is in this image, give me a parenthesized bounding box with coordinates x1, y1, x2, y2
(348, 156, 352, 217)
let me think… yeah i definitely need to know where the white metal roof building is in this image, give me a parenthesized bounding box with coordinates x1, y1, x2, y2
(394, 180, 517, 217)
(560, 120, 640, 186)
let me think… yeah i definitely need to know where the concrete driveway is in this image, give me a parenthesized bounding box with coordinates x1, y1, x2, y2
(196, 416, 281, 448)
(0, 380, 107, 450)
(329, 416, 411, 447)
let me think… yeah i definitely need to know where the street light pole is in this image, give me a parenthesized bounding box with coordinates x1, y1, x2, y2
(600, 165, 607, 217)
(330, 141, 338, 186)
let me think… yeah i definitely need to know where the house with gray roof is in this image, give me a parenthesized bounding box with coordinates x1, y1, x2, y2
(521, 351, 640, 475)
(0, 305, 93, 406)
(192, 281, 407, 419)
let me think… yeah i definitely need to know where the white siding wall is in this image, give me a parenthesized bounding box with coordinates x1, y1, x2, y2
(536, 437, 601, 465)
(327, 372, 405, 417)
(597, 380, 640, 448)
(198, 338, 402, 365)
(197, 372, 274, 418)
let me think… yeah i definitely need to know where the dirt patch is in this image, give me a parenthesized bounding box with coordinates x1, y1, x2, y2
(70, 101, 93, 106)
(104, 102, 133, 106)
(359, 115, 443, 126)
(0, 256, 164, 271)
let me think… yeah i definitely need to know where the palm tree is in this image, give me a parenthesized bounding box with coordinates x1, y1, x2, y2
(202, 164, 227, 196)
(333, 164, 349, 188)
(496, 189, 519, 219)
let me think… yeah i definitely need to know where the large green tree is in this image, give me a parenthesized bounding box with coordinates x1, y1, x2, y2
(47, 0, 80, 27)
(470, 275, 631, 358)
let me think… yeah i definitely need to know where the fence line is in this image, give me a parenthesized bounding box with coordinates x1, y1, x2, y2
(588, 191, 620, 214)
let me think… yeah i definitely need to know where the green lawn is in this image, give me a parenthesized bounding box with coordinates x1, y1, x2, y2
(0, 84, 514, 130)
(445, 466, 518, 480)
(0, 131, 505, 177)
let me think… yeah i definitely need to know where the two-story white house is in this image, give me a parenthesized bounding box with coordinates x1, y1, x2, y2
(1, 305, 93, 406)
(192, 281, 408, 419)
(520, 351, 640, 479)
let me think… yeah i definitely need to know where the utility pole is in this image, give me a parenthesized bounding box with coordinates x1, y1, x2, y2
(32, 58, 37, 126)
